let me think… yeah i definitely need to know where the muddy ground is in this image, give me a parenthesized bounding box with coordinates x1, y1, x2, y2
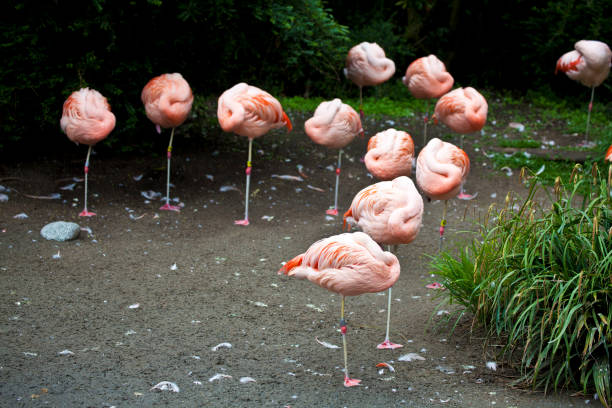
(0, 109, 599, 407)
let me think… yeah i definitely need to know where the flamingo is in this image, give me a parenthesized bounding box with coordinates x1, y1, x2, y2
(279, 231, 400, 387)
(402, 55, 454, 145)
(606, 145, 612, 162)
(364, 128, 415, 180)
(218, 83, 292, 225)
(141, 73, 194, 211)
(344, 42, 396, 123)
(304, 98, 362, 215)
(556, 40, 612, 146)
(415, 138, 469, 250)
(343, 176, 423, 349)
(433, 86, 487, 199)
(60, 88, 116, 217)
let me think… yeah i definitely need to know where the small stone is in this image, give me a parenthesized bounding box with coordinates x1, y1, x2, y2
(41, 221, 80, 242)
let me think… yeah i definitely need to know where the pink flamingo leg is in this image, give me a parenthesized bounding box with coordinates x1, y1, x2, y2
(439, 200, 448, 252)
(340, 297, 361, 387)
(422, 99, 429, 146)
(580, 86, 595, 147)
(377, 244, 403, 349)
(235, 138, 253, 225)
(160, 128, 181, 212)
(79, 145, 96, 217)
(326, 150, 342, 216)
(456, 134, 477, 200)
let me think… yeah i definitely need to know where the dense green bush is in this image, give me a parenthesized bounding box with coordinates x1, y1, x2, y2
(1, 0, 611, 156)
(430, 164, 611, 404)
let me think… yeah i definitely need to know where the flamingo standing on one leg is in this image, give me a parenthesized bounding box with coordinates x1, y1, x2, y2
(402, 55, 454, 146)
(344, 42, 395, 126)
(433, 87, 487, 200)
(60, 88, 116, 217)
(416, 137, 469, 250)
(279, 231, 400, 387)
(142, 73, 194, 211)
(364, 128, 415, 180)
(556, 40, 612, 146)
(343, 176, 423, 349)
(218, 83, 292, 225)
(304, 98, 362, 215)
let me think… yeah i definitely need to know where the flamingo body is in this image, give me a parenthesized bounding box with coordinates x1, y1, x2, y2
(344, 176, 423, 245)
(304, 99, 362, 149)
(556, 40, 612, 88)
(402, 55, 454, 99)
(416, 138, 469, 201)
(606, 145, 612, 162)
(434, 87, 488, 134)
(364, 129, 414, 180)
(280, 232, 400, 297)
(60, 88, 116, 145)
(141, 73, 193, 129)
(217, 82, 292, 139)
(344, 42, 396, 87)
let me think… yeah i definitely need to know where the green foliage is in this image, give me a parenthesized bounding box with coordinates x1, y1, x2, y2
(430, 164, 612, 402)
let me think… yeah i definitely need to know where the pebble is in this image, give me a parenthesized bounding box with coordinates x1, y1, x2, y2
(40, 221, 80, 242)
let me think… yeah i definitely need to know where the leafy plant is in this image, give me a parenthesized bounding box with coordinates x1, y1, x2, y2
(430, 164, 612, 404)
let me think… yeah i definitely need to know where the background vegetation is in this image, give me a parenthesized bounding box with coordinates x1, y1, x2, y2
(2, 0, 612, 155)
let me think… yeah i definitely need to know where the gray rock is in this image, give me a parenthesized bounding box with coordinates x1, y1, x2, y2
(41, 221, 80, 242)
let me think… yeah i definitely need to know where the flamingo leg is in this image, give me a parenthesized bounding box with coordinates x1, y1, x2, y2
(160, 127, 181, 211)
(457, 134, 478, 200)
(584, 86, 595, 146)
(340, 296, 361, 387)
(377, 244, 402, 350)
(423, 100, 429, 146)
(439, 200, 448, 252)
(235, 138, 253, 225)
(326, 149, 342, 216)
(79, 145, 96, 217)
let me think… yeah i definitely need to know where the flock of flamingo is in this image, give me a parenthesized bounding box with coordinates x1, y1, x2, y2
(59, 39, 611, 387)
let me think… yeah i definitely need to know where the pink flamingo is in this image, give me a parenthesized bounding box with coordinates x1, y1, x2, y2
(218, 83, 292, 225)
(416, 137, 469, 250)
(605, 145, 612, 162)
(142, 73, 194, 211)
(364, 128, 415, 180)
(433, 86, 487, 199)
(279, 231, 400, 387)
(60, 88, 116, 217)
(556, 40, 612, 146)
(344, 42, 396, 122)
(343, 176, 423, 349)
(304, 98, 362, 215)
(402, 55, 454, 145)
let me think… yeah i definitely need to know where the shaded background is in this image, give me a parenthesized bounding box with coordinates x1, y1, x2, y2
(2, 0, 611, 157)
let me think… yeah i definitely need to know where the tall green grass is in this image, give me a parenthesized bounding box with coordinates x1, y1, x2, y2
(430, 164, 612, 405)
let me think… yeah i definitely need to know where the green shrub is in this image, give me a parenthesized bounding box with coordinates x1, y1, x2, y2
(430, 164, 612, 405)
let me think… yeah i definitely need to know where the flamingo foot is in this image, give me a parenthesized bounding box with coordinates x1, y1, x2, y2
(159, 203, 181, 212)
(78, 209, 96, 217)
(234, 218, 250, 226)
(326, 208, 338, 216)
(344, 376, 362, 387)
(376, 339, 403, 350)
(457, 191, 478, 200)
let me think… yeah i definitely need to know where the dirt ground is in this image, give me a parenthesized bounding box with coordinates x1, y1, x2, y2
(0, 111, 600, 407)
